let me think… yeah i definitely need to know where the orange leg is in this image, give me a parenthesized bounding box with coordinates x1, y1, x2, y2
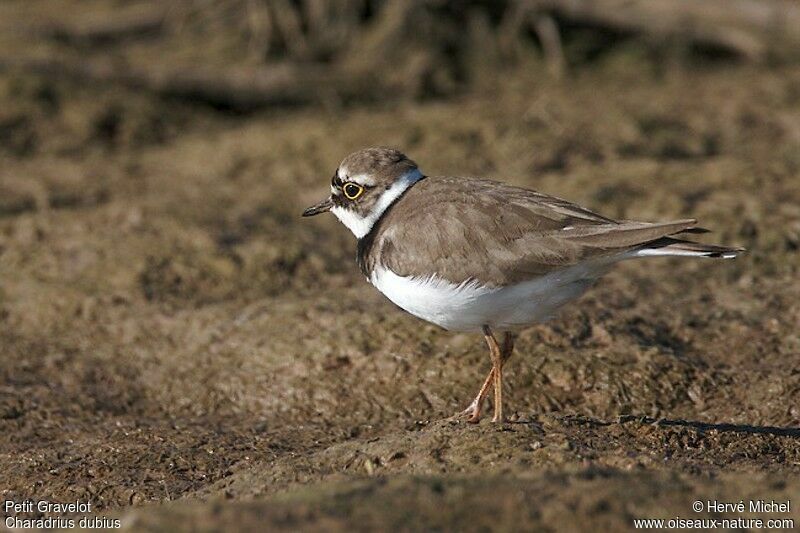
(462, 368, 496, 423)
(455, 329, 517, 423)
(485, 326, 505, 422)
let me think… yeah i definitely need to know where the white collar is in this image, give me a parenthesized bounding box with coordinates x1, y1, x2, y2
(331, 168, 423, 239)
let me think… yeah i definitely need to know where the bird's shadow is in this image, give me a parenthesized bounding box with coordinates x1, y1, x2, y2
(544, 414, 800, 438)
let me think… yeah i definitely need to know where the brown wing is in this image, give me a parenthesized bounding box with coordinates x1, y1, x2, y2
(361, 176, 701, 286)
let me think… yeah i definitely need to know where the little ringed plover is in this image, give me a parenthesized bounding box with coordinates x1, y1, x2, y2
(302, 147, 743, 422)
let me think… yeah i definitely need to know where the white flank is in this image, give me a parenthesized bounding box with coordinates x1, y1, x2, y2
(370, 260, 615, 332)
(331, 168, 423, 239)
(368, 241, 739, 331)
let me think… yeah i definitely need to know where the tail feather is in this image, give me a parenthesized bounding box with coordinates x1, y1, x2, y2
(676, 227, 711, 235)
(634, 237, 744, 259)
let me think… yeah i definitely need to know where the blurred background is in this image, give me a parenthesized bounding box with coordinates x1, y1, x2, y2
(1, 1, 799, 530)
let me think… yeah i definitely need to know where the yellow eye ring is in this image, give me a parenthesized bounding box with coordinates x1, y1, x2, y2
(343, 182, 364, 200)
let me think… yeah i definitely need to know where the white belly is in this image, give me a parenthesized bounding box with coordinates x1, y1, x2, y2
(369, 262, 612, 332)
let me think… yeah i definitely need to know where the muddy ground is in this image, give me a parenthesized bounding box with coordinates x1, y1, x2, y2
(1, 2, 800, 531)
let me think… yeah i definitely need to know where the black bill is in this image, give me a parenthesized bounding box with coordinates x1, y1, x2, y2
(302, 197, 334, 217)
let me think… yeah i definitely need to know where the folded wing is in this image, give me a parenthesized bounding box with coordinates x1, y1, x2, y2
(366, 176, 743, 286)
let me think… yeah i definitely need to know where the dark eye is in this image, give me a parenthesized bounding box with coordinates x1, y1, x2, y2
(343, 182, 364, 200)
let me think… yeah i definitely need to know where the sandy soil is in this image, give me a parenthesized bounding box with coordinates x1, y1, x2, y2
(1, 4, 800, 529)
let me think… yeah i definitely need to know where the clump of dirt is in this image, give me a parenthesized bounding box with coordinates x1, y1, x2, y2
(1, 2, 800, 530)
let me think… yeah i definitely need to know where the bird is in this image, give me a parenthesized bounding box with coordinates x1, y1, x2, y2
(302, 147, 743, 423)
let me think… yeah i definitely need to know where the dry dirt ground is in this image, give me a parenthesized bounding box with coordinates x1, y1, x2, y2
(1, 19, 800, 530)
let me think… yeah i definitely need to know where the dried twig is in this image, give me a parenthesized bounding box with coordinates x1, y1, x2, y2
(30, 6, 166, 44)
(0, 56, 383, 110)
(532, 14, 565, 78)
(528, 0, 800, 61)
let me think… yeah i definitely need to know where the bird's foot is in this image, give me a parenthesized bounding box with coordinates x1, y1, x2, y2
(450, 399, 483, 423)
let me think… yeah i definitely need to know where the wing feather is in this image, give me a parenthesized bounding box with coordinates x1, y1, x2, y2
(365, 176, 705, 286)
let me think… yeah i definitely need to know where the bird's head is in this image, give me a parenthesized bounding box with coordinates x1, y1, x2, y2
(302, 147, 423, 239)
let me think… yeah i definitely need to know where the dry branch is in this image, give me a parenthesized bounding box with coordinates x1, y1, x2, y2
(529, 0, 800, 60)
(29, 6, 166, 44)
(0, 56, 383, 110)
